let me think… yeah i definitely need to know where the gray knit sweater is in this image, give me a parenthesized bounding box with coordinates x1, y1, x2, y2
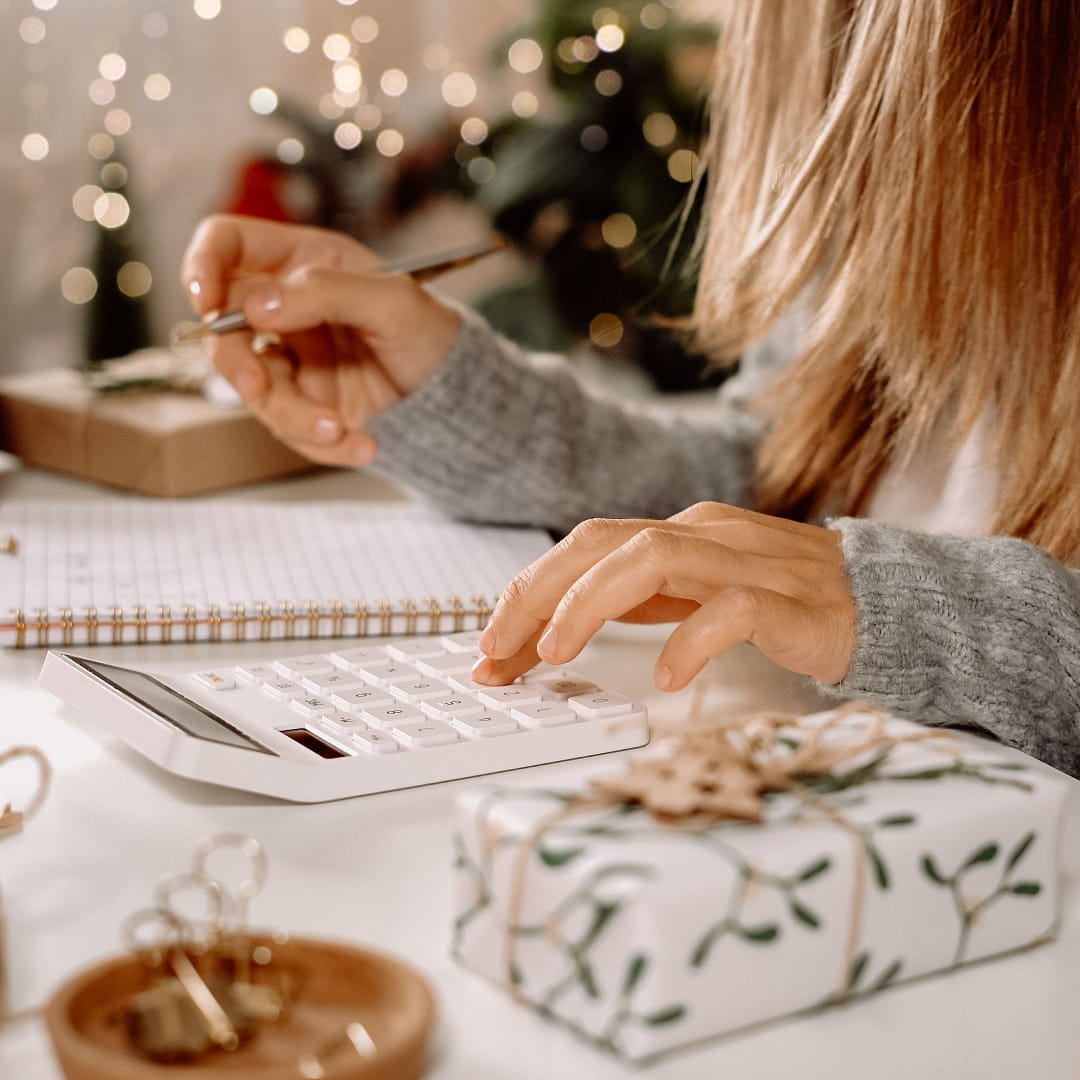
(368, 309, 1080, 778)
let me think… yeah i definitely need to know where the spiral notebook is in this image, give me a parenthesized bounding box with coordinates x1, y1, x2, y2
(0, 498, 552, 648)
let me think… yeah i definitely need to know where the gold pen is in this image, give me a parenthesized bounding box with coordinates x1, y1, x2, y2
(173, 235, 505, 345)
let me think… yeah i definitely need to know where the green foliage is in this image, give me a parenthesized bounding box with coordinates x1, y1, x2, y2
(451, 0, 724, 390)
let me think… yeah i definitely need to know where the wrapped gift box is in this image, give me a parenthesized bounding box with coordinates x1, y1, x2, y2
(0, 357, 312, 497)
(452, 709, 1069, 1063)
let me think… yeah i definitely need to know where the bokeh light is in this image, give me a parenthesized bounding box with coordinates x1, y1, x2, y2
(193, 0, 221, 20)
(508, 38, 543, 74)
(601, 213, 637, 249)
(99, 53, 126, 81)
(93, 192, 130, 228)
(277, 138, 305, 164)
(117, 261, 153, 298)
(594, 69, 622, 96)
(21, 133, 49, 162)
(283, 27, 309, 53)
(19, 17, 46, 45)
(100, 161, 128, 188)
(640, 3, 667, 29)
(643, 112, 677, 147)
(351, 16, 379, 44)
(323, 33, 352, 61)
(466, 157, 496, 184)
(380, 68, 407, 96)
(580, 124, 608, 152)
(589, 313, 624, 348)
(460, 117, 488, 145)
(667, 148, 699, 183)
(441, 72, 477, 108)
(249, 87, 278, 115)
(376, 129, 404, 157)
(144, 73, 171, 101)
(334, 121, 362, 149)
(422, 44, 449, 70)
(512, 91, 538, 118)
(73, 185, 104, 221)
(595, 24, 625, 52)
(87, 133, 115, 159)
(88, 79, 116, 106)
(334, 60, 362, 93)
(61, 268, 98, 305)
(104, 108, 131, 136)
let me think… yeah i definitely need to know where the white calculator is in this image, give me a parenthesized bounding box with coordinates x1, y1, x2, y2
(39, 632, 650, 802)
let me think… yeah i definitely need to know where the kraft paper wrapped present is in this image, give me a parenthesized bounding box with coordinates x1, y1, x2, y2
(451, 707, 1069, 1063)
(0, 356, 311, 497)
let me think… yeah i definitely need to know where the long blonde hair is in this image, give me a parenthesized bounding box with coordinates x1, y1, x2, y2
(693, 0, 1080, 563)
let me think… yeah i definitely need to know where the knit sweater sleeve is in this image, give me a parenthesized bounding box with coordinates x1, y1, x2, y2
(822, 518, 1080, 778)
(365, 307, 763, 534)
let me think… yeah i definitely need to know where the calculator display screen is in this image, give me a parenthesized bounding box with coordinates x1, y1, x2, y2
(70, 657, 274, 755)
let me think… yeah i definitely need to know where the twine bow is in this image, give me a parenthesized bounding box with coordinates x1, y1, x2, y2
(502, 697, 943, 1009)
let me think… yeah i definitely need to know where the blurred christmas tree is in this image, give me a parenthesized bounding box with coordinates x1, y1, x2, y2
(84, 155, 153, 366)
(447, 0, 725, 391)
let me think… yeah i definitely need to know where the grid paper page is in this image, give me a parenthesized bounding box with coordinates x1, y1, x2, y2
(0, 498, 552, 644)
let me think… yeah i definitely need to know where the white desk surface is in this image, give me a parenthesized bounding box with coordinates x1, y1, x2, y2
(1, 459, 1078, 1080)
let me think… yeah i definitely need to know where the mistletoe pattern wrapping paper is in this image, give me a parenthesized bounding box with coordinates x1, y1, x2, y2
(451, 710, 1069, 1063)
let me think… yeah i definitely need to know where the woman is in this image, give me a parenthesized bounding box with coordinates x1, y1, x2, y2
(182, 1, 1080, 775)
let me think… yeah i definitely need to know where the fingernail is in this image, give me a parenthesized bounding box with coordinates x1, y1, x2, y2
(478, 622, 496, 654)
(654, 663, 672, 690)
(313, 417, 342, 443)
(235, 372, 261, 402)
(249, 288, 282, 315)
(537, 624, 558, 660)
(188, 278, 202, 298)
(471, 656, 495, 683)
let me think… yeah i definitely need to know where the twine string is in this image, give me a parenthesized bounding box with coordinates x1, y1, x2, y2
(501, 700, 943, 1006)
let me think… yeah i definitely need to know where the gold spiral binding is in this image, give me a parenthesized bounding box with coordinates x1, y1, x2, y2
(281, 601, 296, 639)
(403, 597, 418, 635)
(426, 596, 442, 633)
(84, 606, 99, 646)
(34, 608, 48, 648)
(158, 605, 173, 644)
(232, 603, 246, 642)
(256, 602, 273, 641)
(59, 608, 74, 647)
(305, 600, 320, 638)
(13, 608, 25, 649)
(182, 604, 198, 643)
(134, 605, 148, 645)
(207, 603, 222, 643)
(449, 595, 465, 632)
(330, 600, 345, 637)
(353, 601, 368, 638)
(377, 599, 393, 636)
(110, 606, 124, 645)
(471, 593, 492, 626)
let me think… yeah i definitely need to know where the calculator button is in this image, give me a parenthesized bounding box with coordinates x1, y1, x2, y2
(273, 655, 335, 679)
(511, 702, 578, 728)
(301, 671, 366, 694)
(234, 664, 273, 684)
(421, 695, 486, 721)
(262, 678, 304, 700)
(386, 640, 447, 662)
(193, 671, 235, 690)
(439, 631, 482, 653)
(330, 687, 395, 714)
(392, 719, 460, 748)
(291, 695, 334, 718)
(362, 703, 425, 730)
(445, 672, 485, 694)
(329, 646, 390, 670)
(452, 712, 519, 738)
(351, 725, 400, 754)
(317, 711, 365, 736)
(415, 651, 483, 676)
(568, 692, 636, 719)
(357, 661, 417, 686)
(538, 677, 599, 700)
(391, 679, 454, 703)
(478, 684, 544, 709)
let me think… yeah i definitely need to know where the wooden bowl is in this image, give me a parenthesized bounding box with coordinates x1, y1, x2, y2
(44, 934, 435, 1080)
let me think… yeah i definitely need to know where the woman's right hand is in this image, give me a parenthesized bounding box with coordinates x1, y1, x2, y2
(180, 215, 461, 467)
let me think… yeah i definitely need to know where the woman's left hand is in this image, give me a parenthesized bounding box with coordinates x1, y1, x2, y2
(473, 502, 856, 691)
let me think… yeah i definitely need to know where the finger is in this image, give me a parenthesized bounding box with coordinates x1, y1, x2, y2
(248, 351, 349, 449)
(654, 586, 844, 691)
(479, 518, 657, 661)
(277, 429, 378, 468)
(539, 529, 804, 666)
(671, 501, 824, 551)
(181, 216, 376, 315)
(242, 264, 418, 344)
(470, 627, 545, 686)
(206, 333, 270, 404)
